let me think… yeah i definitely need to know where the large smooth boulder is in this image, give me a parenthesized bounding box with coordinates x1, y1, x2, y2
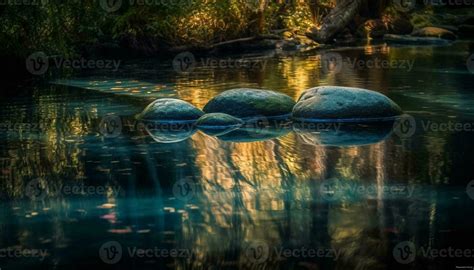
(138, 98, 203, 122)
(411, 27, 457, 40)
(292, 86, 402, 122)
(203, 88, 296, 119)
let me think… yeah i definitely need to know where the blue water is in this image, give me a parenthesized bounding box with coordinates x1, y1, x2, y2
(1, 41, 474, 269)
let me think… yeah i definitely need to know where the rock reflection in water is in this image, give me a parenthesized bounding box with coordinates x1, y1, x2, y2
(217, 119, 292, 142)
(143, 121, 197, 143)
(293, 121, 395, 147)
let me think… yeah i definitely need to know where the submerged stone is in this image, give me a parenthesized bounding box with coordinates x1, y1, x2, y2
(196, 113, 243, 128)
(196, 113, 244, 136)
(292, 86, 402, 122)
(138, 98, 203, 122)
(203, 88, 296, 119)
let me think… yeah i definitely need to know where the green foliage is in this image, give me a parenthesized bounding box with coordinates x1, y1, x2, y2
(0, 0, 323, 58)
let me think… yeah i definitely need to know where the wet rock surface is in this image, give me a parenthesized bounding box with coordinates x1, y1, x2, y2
(292, 86, 403, 122)
(203, 88, 296, 119)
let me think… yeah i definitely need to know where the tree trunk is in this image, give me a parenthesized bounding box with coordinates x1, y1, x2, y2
(255, 0, 269, 34)
(309, 0, 320, 24)
(306, 0, 363, 44)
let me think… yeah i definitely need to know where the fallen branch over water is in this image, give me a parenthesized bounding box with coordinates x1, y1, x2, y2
(169, 34, 283, 52)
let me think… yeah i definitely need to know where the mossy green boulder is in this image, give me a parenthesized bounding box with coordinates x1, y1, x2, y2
(292, 86, 402, 122)
(203, 88, 296, 118)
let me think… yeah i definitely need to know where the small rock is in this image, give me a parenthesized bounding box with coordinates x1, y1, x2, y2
(196, 113, 243, 128)
(138, 98, 203, 122)
(203, 88, 296, 119)
(292, 86, 402, 122)
(411, 27, 457, 40)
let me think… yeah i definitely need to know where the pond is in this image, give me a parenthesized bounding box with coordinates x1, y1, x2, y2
(1, 41, 474, 269)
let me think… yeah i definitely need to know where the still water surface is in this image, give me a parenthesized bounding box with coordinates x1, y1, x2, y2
(1, 41, 474, 269)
